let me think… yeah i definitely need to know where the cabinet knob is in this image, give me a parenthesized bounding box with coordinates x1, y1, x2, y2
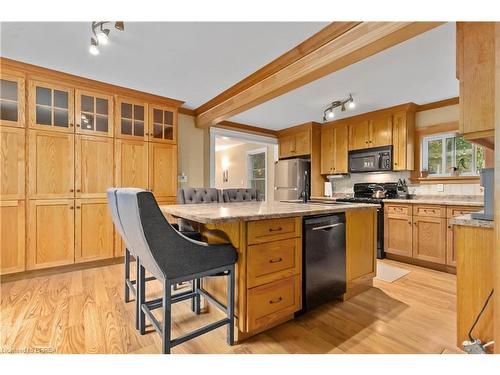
(76, 206, 81, 209)
(70, 189, 74, 192)
(408, 221, 411, 225)
(69, 123, 74, 127)
(70, 206, 74, 210)
(76, 124, 81, 127)
(394, 162, 398, 166)
(269, 297, 282, 304)
(76, 189, 81, 192)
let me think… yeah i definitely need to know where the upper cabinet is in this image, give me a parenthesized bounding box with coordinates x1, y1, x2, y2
(278, 128, 311, 159)
(456, 22, 495, 146)
(150, 104, 177, 144)
(28, 80, 74, 132)
(348, 115, 392, 150)
(75, 89, 114, 137)
(115, 97, 148, 141)
(0, 72, 25, 128)
(392, 110, 415, 171)
(321, 122, 348, 174)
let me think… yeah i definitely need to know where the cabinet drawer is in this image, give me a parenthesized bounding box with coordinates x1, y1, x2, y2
(446, 205, 482, 219)
(247, 238, 301, 288)
(385, 204, 412, 216)
(413, 205, 445, 218)
(247, 275, 301, 332)
(247, 217, 300, 245)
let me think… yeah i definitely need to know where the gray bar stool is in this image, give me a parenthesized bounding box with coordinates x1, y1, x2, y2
(115, 188, 237, 354)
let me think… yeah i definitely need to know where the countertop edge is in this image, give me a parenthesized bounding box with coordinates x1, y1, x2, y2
(311, 196, 484, 207)
(160, 202, 379, 224)
(450, 214, 494, 229)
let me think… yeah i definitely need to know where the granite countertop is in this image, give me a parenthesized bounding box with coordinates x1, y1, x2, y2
(450, 213, 494, 229)
(311, 195, 484, 207)
(160, 201, 378, 224)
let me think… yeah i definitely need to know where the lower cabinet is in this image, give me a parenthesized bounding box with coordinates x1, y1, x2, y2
(75, 198, 114, 262)
(0, 200, 25, 275)
(412, 215, 446, 264)
(384, 203, 483, 269)
(384, 213, 413, 257)
(27, 198, 116, 270)
(27, 199, 75, 270)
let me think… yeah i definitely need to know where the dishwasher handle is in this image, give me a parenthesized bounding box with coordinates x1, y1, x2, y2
(311, 223, 343, 231)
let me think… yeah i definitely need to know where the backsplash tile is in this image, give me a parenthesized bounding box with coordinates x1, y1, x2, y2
(327, 171, 483, 196)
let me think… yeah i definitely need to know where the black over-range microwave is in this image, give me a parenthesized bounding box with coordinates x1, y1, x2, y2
(348, 146, 393, 173)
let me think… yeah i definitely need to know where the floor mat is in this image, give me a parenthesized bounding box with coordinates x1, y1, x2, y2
(375, 261, 411, 282)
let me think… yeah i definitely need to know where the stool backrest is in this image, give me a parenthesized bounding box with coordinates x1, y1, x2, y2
(115, 188, 165, 280)
(222, 188, 259, 202)
(177, 187, 222, 204)
(107, 188, 134, 254)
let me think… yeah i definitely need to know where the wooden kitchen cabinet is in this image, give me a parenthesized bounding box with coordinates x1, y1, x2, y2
(75, 89, 114, 137)
(0, 126, 25, 200)
(384, 213, 413, 257)
(412, 215, 446, 265)
(320, 123, 348, 174)
(75, 135, 114, 198)
(148, 143, 177, 200)
(115, 138, 149, 189)
(0, 72, 25, 128)
(0, 200, 25, 275)
(28, 130, 74, 199)
(348, 120, 370, 150)
(369, 115, 392, 147)
(75, 198, 114, 262)
(278, 128, 311, 158)
(446, 205, 482, 267)
(115, 96, 148, 141)
(149, 104, 177, 144)
(392, 110, 415, 171)
(28, 80, 74, 133)
(27, 199, 75, 269)
(456, 22, 495, 144)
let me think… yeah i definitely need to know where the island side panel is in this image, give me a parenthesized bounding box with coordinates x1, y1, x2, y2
(343, 208, 377, 301)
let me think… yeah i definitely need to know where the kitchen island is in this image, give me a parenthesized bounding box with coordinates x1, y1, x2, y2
(161, 201, 378, 340)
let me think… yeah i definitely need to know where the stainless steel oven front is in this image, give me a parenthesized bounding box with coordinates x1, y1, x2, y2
(348, 146, 393, 173)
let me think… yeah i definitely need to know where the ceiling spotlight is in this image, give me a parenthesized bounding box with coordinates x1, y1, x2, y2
(89, 38, 99, 55)
(89, 21, 124, 55)
(97, 28, 110, 45)
(322, 94, 356, 122)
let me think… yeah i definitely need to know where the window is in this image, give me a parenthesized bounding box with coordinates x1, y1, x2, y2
(422, 133, 484, 177)
(247, 149, 267, 201)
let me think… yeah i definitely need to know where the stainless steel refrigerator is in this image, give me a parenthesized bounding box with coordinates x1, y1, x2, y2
(274, 159, 310, 201)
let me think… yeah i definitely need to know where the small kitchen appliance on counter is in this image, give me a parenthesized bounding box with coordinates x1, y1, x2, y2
(471, 168, 494, 221)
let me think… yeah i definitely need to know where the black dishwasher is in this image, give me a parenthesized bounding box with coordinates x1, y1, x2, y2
(300, 213, 346, 313)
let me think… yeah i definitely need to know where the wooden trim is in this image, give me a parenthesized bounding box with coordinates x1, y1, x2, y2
(215, 120, 278, 138)
(0, 57, 184, 108)
(178, 107, 196, 116)
(194, 22, 361, 116)
(415, 97, 459, 112)
(195, 22, 443, 128)
(414, 121, 458, 135)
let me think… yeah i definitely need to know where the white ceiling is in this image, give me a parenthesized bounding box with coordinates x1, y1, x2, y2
(231, 22, 458, 129)
(0, 22, 327, 109)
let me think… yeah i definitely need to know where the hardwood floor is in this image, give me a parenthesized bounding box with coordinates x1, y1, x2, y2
(0, 259, 461, 354)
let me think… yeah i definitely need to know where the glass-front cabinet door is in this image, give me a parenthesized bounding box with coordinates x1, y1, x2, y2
(115, 97, 148, 140)
(0, 73, 25, 128)
(149, 104, 177, 143)
(28, 80, 74, 132)
(75, 89, 114, 137)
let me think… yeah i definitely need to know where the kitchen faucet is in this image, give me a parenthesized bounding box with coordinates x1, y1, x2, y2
(301, 170, 310, 203)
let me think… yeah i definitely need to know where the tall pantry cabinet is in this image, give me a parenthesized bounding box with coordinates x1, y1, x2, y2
(0, 60, 181, 275)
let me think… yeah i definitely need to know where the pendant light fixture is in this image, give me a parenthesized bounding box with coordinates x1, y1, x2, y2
(89, 21, 124, 56)
(322, 94, 356, 122)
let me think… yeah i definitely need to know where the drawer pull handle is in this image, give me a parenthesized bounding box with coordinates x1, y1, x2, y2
(269, 297, 282, 304)
(269, 257, 283, 264)
(268, 227, 282, 232)
(312, 223, 342, 231)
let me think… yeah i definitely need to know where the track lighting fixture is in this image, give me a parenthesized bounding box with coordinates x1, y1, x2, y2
(89, 21, 124, 55)
(322, 94, 356, 122)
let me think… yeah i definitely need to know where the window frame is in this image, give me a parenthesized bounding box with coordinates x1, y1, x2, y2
(246, 147, 268, 201)
(421, 131, 481, 177)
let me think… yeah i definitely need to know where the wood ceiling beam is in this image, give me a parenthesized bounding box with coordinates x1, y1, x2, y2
(195, 22, 444, 129)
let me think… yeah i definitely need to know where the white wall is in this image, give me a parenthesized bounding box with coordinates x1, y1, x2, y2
(177, 114, 206, 188)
